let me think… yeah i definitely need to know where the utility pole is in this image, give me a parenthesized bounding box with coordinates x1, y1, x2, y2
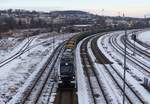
(118, 12, 120, 17)
(27, 33, 30, 54)
(52, 32, 55, 51)
(123, 13, 127, 104)
(144, 15, 146, 19)
(63, 33, 64, 42)
(101, 9, 104, 16)
(51, 17, 55, 51)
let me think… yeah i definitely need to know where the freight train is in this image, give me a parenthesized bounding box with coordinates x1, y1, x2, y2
(57, 30, 107, 88)
(58, 37, 78, 88)
(57, 27, 126, 88)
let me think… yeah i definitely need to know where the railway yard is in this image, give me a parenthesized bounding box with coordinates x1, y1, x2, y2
(0, 29, 150, 104)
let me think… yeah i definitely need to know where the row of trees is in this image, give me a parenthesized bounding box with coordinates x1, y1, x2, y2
(0, 14, 150, 33)
(0, 17, 92, 33)
(0, 17, 50, 33)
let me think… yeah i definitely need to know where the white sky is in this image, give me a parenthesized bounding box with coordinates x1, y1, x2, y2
(0, 0, 150, 17)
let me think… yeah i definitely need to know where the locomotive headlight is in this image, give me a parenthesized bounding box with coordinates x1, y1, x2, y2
(65, 63, 68, 65)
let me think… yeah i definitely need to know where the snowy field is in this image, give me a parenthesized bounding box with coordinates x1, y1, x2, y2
(1, 29, 150, 104)
(0, 37, 24, 62)
(97, 30, 150, 103)
(76, 30, 150, 104)
(76, 38, 91, 104)
(0, 32, 75, 103)
(137, 30, 150, 46)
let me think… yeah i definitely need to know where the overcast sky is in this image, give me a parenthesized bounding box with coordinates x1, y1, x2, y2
(0, 0, 150, 17)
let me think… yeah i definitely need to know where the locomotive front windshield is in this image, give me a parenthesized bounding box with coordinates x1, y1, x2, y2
(60, 62, 74, 74)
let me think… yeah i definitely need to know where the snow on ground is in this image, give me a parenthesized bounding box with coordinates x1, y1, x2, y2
(98, 31, 150, 81)
(88, 38, 123, 104)
(97, 31, 150, 103)
(0, 37, 24, 62)
(0, 32, 75, 103)
(137, 31, 150, 46)
(76, 38, 90, 104)
(112, 63, 150, 103)
(115, 31, 150, 78)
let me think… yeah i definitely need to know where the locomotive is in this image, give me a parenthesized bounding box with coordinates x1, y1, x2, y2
(58, 38, 77, 88)
(57, 31, 97, 88)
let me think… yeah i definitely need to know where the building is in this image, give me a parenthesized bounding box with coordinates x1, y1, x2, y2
(15, 17, 31, 25)
(73, 24, 92, 32)
(53, 15, 65, 24)
(105, 18, 114, 27)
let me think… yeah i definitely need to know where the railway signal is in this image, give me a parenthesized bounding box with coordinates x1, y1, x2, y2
(132, 32, 136, 56)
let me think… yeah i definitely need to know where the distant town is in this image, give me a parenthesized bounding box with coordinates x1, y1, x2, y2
(0, 6, 150, 104)
(0, 9, 150, 35)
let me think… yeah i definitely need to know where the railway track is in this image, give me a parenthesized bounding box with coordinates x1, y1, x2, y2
(12, 42, 64, 104)
(0, 37, 34, 67)
(54, 88, 77, 104)
(0, 37, 57, 68)
(135, 34, 150, 49)
(96, 32, 150, 104)
(109, 33, 150, 75)
(122, 34, 150, 58)
(91, 35, 147, 104)
(80, 37, 109, 104)
(91, 36, 132, 104)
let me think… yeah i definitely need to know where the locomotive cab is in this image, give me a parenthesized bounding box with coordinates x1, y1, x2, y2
(58, 52, 76, 88)
(60, 62, 75, 81)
